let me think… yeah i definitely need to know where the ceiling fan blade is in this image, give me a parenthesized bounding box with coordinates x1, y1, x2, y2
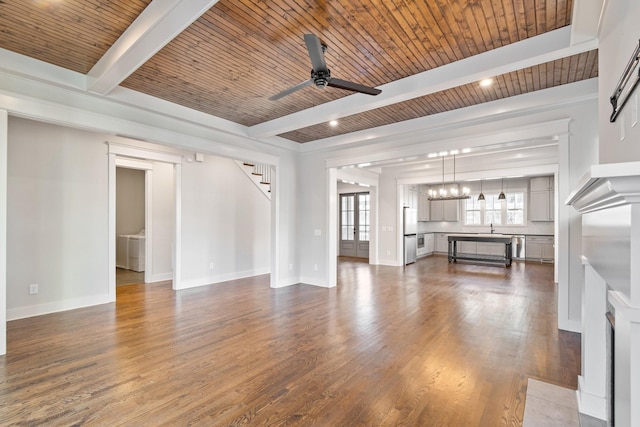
(269, 79, 314, 101)
(327, 78, 382, 96)
(304, 33, 328, 72)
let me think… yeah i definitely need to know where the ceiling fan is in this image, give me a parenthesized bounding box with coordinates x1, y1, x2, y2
(269, 34, 382, 101)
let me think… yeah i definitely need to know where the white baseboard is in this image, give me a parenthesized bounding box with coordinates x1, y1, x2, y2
(176, 268, 270, 290)
(299, 276, 334, 288)
(7, 294, 113, 321)
(146, 272, 173, 283)
(577, 376, 607, 421)
(558, 317, 581, 333)
(377, 258, 401, 266)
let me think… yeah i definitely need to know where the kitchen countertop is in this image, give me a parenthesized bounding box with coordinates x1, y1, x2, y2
(421, 232, 553, 237)
(447, 234, 514, 243)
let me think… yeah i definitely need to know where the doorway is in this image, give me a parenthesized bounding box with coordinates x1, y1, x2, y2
(115, 167, 146, 286)
(339, 192, 370, 258)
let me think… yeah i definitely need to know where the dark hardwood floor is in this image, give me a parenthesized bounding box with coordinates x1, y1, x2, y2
(1, 256, 579, 426)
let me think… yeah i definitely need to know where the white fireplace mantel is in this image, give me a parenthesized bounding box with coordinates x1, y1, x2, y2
(567, 161, 640, 427)
(565, 161, 640, 213)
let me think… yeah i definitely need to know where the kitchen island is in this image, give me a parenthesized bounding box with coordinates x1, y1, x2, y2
(448, 234, 513, 267)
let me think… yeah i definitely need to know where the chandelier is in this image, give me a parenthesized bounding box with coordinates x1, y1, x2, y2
(428, 155, 471, 201)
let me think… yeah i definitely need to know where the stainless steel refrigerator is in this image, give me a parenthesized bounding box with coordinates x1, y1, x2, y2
(403, 207, 417, 265)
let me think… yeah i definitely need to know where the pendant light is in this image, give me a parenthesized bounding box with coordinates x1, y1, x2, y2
(478, 179, 485, 201)
(498, 178, 506, 200)
(427, 154, 471, 201)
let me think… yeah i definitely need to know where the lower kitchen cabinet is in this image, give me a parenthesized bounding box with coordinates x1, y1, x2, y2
(458, 241, 476, 254)
(417, 233, 435, 257)
(435, 233, 449, 253)
(526, 236, 554, 261)
(425, 233, 435, 254)
(476, 242, 505, 257)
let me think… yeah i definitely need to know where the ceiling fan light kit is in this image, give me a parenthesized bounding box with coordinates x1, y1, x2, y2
(269, 34, 382, 101)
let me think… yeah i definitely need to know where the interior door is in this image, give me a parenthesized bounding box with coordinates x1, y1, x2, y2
(340, 192, 370, 258)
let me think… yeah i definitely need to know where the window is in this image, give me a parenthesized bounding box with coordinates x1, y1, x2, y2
(463, 192, 525, 226)
(506, 193, 524, 225)
(464, 197, 481, 225)
(484, 195, 502, 225)
(358, 194, 370, 241)
(341, 195, 354, 240)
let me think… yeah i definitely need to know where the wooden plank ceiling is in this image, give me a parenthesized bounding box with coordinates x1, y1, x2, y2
(0, 1, 152, 74)
(0, 0, 591, 144)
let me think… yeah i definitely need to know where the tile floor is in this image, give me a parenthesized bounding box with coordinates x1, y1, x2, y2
(523, 379, 606, 427)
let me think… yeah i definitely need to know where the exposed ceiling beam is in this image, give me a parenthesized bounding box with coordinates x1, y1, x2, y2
(248, 26, 598, 139)
(571, 0, 608, 44)
(87, 0, 219, 95)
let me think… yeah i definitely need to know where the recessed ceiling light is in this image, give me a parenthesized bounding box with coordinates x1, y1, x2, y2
(427, 153, 438, 158)
(449, 149, 459, 155)
(329, 120, 338, 127)
(357, 163, 371, 168)
(461, 148, 471, 153)
(480, 78, 493, 87)
(438, 151, 448, 156)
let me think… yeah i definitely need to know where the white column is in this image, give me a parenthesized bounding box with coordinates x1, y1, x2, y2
(608, 290, 640, 427)
(172, 162, 182, 290)
(107, 153, 117, 301)
(577, 260, 608, 420)
(327, 167, 337, 288)
(0, 109, 7, 355)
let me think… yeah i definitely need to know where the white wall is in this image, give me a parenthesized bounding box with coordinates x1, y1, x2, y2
(116, 167, 145, 236)
(7, 117, 110, 319)
(565, 101, 599, 324)
(0, 109, 8, 355)
(179, 154, 271, 288)
(150, 161, 174, 282)
(297, 152, 328, 285)
(598, 0, 640, 164)
(6, 117, 273, 318)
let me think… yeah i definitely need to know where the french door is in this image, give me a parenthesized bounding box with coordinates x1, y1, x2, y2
(339, 192, 370, 258)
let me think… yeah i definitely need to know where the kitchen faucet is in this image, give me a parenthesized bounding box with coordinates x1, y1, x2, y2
(490, 223, 494, 234)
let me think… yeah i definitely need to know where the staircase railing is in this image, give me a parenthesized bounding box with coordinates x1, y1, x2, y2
(234, 160, 272, 200)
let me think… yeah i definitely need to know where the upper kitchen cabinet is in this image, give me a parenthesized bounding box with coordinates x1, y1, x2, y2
(431, 199, 459, 222)
(529, 176, 554, 222)
(418, 185, 430, 221)
(403, 184, 418, 209)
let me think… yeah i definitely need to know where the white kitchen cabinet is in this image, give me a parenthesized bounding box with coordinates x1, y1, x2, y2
(530, 177, 553, 192)
(435, 233, 449, 253)
(430, 199, 459, 222)
(418, 186, 430, 221)
(476, 242, 505, 256)
(526, 236, 554, 262)
(404, 184, 418, 209)
(458, 241, 476, 254)
(417, 233, 435, 258)
(529, 177, 554, 221)
(425, 233, 435, 254)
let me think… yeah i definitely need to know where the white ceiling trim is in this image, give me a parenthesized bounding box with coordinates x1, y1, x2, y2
(323, 118, 571, 169)
(0, 77, 280, 165)
(249, 26, 598, 139)
(0, 48, 86, 90)
(305, 79, 597, 153)
(397, 164, 559, 186)
(87, 0, 220, 95)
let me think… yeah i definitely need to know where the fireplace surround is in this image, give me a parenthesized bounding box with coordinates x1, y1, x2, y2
(567, 161, 640, 426)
